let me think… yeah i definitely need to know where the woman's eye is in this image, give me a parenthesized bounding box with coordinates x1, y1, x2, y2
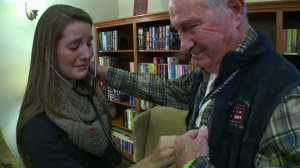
(69, 46, 79, 51)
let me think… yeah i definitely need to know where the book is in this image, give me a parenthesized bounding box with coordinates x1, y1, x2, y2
(138, 27, 146, 50)
(129, 62, 136, 73)
(99, 56, 110, 67)
(287, 29, 293, 53)
(170, 31, 181, 50)
(153, 56, 166, 75)
(165, 25, 170, 50)
(282, 29, 287, 53)
(297, 29, 300, 53)
(167, 57, 179, 79)
(129, 62, 136, 106)
(112, 128, 133, 154)
(292, 29, 297, 53)
(124, 108, 136, 129)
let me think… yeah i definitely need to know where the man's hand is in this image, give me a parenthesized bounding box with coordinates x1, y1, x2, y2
(149, 135, 178, 168)
(174, 126, 209, 168)
(89, 62, 108, 80)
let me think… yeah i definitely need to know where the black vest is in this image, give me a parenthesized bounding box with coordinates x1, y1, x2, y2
(187, 31, 300, 168)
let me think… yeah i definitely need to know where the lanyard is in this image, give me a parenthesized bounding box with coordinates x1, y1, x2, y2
(195, 69, 240, 127)
(201, 69, 240, 106)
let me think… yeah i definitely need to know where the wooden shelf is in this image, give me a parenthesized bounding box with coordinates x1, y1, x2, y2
(112, 117, 132, 132)
(139, 50, 181, 52)
(99, 50, 134, 53)
(123, 151, 133, 161)
(109, 100, 135, 108)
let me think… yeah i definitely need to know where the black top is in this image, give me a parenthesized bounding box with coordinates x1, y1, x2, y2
(23, 113, 118, 168)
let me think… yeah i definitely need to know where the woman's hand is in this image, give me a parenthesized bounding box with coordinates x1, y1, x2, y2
(131, 135, 178, 168)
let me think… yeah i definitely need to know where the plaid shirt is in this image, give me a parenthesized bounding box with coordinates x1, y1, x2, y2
(105, 26, 300, 167)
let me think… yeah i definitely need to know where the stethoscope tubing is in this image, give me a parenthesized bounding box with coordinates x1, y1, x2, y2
(52, 56, 135, 164)
(86, 94, 135, 164)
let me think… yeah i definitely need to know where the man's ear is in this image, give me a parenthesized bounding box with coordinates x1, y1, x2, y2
(227, 0, 245, 28)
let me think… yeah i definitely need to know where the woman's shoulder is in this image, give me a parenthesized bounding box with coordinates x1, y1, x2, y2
(24, 113, 53, 129)
(23, 113, 60, 140)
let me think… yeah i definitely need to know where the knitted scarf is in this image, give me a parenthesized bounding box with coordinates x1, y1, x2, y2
(45, 77, 112, 157)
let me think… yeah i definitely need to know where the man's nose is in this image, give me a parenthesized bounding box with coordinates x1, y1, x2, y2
(179, 31, 194, 55)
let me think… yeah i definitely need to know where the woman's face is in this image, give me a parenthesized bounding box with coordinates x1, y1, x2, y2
(57, 21, 93, 83)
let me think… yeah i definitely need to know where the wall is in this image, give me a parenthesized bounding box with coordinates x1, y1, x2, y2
(118, 0, 169, 17)
(0, 0, 118, 164)
(118, 0, 281, 17)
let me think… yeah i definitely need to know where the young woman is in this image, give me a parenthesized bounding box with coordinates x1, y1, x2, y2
(17, 4, 121, 167)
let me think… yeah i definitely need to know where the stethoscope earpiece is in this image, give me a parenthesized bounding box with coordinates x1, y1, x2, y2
(50, 55, 97, 96)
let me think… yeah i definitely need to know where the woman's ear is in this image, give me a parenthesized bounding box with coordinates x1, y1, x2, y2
(227, 0, 245, 28)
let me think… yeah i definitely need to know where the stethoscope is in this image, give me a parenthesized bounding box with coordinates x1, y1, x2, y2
(50, 58, 135, 165)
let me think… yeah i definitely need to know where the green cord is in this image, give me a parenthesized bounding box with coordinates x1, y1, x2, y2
(182, 159, 194, 168)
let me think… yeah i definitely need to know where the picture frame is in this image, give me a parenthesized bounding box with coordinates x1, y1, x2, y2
(133, 0, 148, 16)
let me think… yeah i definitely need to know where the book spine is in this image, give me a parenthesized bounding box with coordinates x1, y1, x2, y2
(112, 129, 134, 154)
(282, 29, 287, 53)
(167, 57, 179, 79)
(165, 25, 170, 50)
(297, 29, 300, 54)
(287, 29, 293, 53)
(146, 29, 150, 50)
(292, 29, 297, 53)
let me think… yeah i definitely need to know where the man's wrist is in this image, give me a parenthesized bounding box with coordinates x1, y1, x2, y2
(94, 64, 108, 80)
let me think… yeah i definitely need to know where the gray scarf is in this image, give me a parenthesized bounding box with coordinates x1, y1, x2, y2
(46, 78, 113, 156)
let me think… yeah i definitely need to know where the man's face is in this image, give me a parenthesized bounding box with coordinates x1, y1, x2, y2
(169, 0, 240, 73)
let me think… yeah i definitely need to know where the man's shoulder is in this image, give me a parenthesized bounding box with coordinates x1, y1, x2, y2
(285, 85, 300, 98)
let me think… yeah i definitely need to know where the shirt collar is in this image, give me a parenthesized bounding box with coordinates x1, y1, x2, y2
(202, 25, 258, 82)
(236, 25, 258, 52)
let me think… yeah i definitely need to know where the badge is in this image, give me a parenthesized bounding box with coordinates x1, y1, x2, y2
(228, 97, 250, 129)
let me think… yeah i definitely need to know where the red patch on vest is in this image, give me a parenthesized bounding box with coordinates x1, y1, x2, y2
(88, 127, 95, 133)
(229, 104, 245, 124)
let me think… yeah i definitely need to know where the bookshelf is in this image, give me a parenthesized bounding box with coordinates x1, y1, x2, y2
(94, 12, 189, 132)
(95, 12, 189, 159)
(94, 0, 300, 158)
(247, 0, 300, 69)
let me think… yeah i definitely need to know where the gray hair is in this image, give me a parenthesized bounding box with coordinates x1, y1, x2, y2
(203, 0, 247, 16)
(202, 0, 227, 14)
(169, 0, 246, 17)
(168, 0, 227, 14)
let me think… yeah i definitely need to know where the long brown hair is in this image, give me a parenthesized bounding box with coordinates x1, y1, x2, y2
(16, 4, 92, 167)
